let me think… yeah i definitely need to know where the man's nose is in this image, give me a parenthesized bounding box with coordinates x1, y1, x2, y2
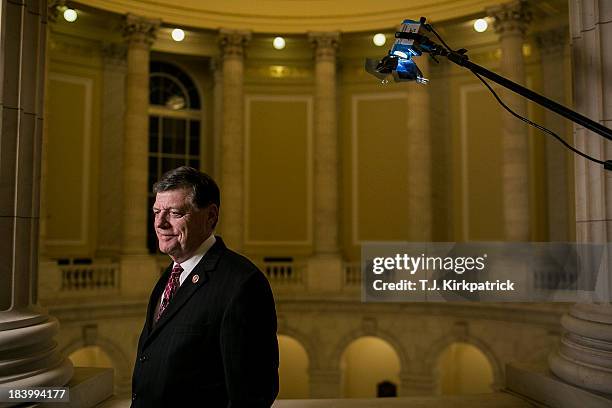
(155, 212, 169, 228)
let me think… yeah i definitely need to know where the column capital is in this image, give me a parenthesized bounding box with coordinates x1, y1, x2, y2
(122, 13, 160, 48)
(218, 29, 251, 59)
(535, 26, 568, 56)
(308, 32, 340, 61)
(488, 0, 532, 36)
(101, 42, 128, 68)
(47, 0, 65, 23)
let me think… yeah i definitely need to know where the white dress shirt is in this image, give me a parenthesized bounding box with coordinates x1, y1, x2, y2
(155, 234, 217, 318)
(175, 233, 217, 286)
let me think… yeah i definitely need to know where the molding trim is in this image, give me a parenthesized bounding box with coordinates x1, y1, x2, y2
(46, 73, 93, 247)
(350, 92, 408, 246)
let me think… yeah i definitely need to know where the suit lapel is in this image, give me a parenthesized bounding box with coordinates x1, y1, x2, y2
(143, 263, 172, 337)
(143, 237, 226, 347)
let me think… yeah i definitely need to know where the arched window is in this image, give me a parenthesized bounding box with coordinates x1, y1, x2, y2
(148, 61, 202, 253)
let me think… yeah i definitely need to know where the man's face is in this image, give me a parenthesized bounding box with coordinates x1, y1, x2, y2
(153, 188, 218, 263)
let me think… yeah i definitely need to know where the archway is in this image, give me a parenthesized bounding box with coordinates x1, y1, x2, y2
(436, 342, 494, 395)
(68, 345, 114, 369)
(278, 335, 309, 398)
(340, 336, 400, 398)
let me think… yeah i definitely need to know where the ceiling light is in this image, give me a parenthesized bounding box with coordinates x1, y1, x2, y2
(373, 33, 386, 47)
(473, 18, 488, 33)
(63, 8, 77, 22)
(171, 28, 185, 42)
(273, 37, 286, 50)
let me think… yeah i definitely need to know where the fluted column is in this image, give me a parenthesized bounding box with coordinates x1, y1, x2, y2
(536, 28, 570, 241)
(210, 58, 223, 181)
(407, 56, 432, 241)
(0, 0, 73, 388)
(121, 14, 159, 255)
(309, 32, 340, 255)
(488, 0, 532, 241)
(305, 33, 344, 292)
(218, 30, 250, 251)
(429, 60, 453, 240)
(549, 0, 612, 394)
(98, 44, 127, 257)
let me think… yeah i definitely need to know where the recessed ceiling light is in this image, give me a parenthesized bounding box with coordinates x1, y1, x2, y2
(473, 18, 488, 33)
(171, 28, 185, 42)
(373, 33, 386, 46)
(63, 8, 77, 22)
(273, 36, 286, 50)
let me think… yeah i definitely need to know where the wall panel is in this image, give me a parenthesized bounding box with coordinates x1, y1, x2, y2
(244, 96, 312, 250)
(458, 84, 504, 241)
(45, 74, 93, 248)
(351, 93, 411, 245)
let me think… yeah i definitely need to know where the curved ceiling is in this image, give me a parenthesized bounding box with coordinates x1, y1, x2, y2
(80, 0, 503, 33)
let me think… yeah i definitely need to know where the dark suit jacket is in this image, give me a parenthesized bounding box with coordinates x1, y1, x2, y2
(131, 237, 279, 408)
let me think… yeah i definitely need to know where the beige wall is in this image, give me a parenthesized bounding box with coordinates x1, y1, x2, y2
(39, 5, 574, 399)
(42, 15, 575, 263)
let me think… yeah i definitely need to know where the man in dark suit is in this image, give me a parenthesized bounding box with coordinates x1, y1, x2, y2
(131, 166, 279, 407)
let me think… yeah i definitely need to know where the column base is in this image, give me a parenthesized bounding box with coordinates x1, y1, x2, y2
(45, 367, 114, 408)
(306, 254, 343, 292)
(506, 363, 612, 408)
(549, 304, 612, 395)
(0, 312, 73, 390)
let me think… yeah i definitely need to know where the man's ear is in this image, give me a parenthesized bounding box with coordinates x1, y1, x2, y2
(207, 204, 219, 228)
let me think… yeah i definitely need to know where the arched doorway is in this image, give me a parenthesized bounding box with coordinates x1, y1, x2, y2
(340, 336, 400, 398)
(68, 345, 113, 369)
(277, 335, 309, 398)
(436, 342, 494, 394)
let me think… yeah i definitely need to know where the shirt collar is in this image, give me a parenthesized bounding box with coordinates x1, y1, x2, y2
(174, 233, 216, 280)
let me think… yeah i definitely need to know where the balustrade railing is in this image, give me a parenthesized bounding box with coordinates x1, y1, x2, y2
(259, 261, 305, 286)
(60, 263, 120, 292)
(344, 262, 361, 286)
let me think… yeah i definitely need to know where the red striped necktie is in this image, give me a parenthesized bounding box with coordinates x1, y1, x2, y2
(155, 263, 183, 323)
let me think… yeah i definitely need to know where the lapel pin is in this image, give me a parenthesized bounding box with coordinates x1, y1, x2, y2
(192, 274, 200, 284)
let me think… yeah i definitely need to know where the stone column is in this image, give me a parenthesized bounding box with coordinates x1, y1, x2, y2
(309, 368, 341, 398)
(98, 43, 127, 258)
(306, 32, 343, 292)
(39, 2, 58, 258)
(549, 0, 612, 395)
(407, 56, 432, 241)
(429, 60, 453, 240)
(309, 32, 340, 255)
(536, 28, 570, 242)
(121, 14, 159, 255)
(210, 58, 223, 181)
(488, 0, 532, 241)
(0, 0, 73, 388)
(218, 30, 250, 252)
(118, 15, 160, 297)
